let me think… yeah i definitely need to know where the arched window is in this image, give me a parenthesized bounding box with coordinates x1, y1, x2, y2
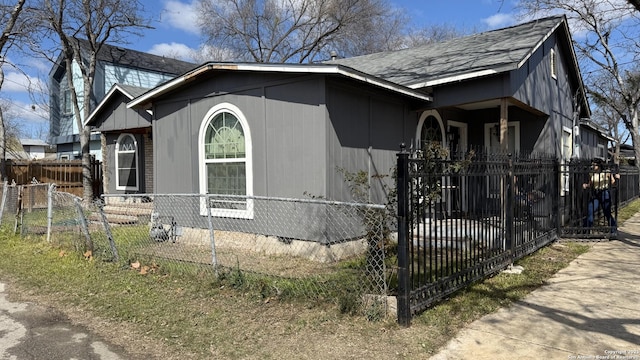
(115, 133, 138, 190)
(199, 103, 253, 218)
(416, 110, 445, 152)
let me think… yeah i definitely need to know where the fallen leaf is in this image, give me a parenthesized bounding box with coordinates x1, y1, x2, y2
(140, 265, 150, 275)
(59, 250, 66, 257)
(131, 261, 141, 270)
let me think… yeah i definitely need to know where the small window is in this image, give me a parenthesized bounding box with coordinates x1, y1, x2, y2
(550, 48, 558, 79)
(597, 144, 606, 159)
(561, 127, 572, 195)
(115, 134, 139, 190)
(62, 88, 72, 115)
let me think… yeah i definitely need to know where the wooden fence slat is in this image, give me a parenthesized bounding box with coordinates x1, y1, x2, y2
(5, 159, 103, 198)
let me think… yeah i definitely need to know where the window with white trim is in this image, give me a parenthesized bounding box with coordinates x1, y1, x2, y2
(115, 133, 139, 190)
(484, 121, 520, 198)
(199, 103, 253, 219)
(561, 127, 572, 195)
(62, 88, 72, 115)
(597, 144, 606, 159)
(550, 48, 558, 80)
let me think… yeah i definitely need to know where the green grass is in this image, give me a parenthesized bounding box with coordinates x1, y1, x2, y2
(0, 199, 638, 358)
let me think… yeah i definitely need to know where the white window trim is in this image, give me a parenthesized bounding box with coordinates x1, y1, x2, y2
(115, 133, 139, 191)
(561, 126, 572, 195)
(484, 121, 520, 198)
(483, 121, 520, 152)
(597, 143, 606, 159)
(198, 103, 254, 219)
(550, 48, 558, 80)
(416, 110, 445, 150)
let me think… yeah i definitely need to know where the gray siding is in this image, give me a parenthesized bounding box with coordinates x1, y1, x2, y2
(90, 93, 152, 132)
(325, 80, 412, 203)
(153, 73, 328, 198)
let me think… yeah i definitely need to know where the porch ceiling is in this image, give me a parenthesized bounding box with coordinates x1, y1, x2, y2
(453, 98, 546, 116)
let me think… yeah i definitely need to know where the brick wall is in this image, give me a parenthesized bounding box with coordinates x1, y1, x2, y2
(144, 132, 153, 193)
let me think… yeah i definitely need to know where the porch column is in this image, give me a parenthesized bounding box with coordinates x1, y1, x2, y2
(500, 98, 508, 152)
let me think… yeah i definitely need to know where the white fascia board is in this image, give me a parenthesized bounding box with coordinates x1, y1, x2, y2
(408, 66, 511, 88)
(128, 63, 432, 109)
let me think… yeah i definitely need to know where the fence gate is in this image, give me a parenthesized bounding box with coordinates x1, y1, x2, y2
(559, 160, 637, 239)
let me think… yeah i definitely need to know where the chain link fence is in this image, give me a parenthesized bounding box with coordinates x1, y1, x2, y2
(1, 185, 396, 317)
(0, 182, 98, 252)
(94, 194, 393, 315)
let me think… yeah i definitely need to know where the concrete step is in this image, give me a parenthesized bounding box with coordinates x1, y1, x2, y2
(103, 205, 154, 217)
(89, 212, 140, 225)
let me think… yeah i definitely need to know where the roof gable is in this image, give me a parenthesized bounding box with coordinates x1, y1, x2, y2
(85, 83, 151, 127)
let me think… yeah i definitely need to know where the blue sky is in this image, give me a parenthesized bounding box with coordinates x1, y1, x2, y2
(5, 0, 519, 139)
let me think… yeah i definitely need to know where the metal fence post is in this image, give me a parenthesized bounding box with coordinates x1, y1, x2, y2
(46, 183, 55, 243)
(14, 185, 23, 235)
(554, 159, 561, 236)
(0, 180, 8, 226)
(205, 195, 219, 277)
(73, 198, 93, 253)
(97, 201, 119, 262)
(396, 145, 411, 327)
(506, 154, 515, 261)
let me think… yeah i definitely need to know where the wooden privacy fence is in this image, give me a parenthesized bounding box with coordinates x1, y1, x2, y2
(5, 159, 103, 198)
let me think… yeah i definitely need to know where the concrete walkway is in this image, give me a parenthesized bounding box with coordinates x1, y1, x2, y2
(429, 213, 640, 360)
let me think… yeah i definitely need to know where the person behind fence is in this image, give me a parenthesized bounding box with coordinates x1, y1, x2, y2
(582, 159, 619, 229)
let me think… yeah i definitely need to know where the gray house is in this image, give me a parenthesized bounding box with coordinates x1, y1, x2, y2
(86, 16, 612, 241)
(49, 38, 195, 160)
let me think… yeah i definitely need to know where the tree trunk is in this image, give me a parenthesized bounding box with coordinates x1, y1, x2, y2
(0, 67, 6, 181)
(81, 126, 93, 202)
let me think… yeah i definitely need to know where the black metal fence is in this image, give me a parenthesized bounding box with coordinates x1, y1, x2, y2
(560, 160, 638, 239)
(396, 149, 639, 325)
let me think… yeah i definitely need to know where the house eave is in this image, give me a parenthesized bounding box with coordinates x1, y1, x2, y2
(128, 63, 432, 110)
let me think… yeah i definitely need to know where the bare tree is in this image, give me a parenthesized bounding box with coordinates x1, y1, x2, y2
(196, 0, 409, 63)
(35, 0, 150, 202)
(589, 67, 640, 163)
(516, 0, 640, 170)
(0, 0, 27, 180)
(401, 23, 469, 49)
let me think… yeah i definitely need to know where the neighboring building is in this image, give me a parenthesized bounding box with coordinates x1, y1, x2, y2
(86, 16, 612, 240)
(19, 138, 48, 159)
(575, 118, 615, 161)
(49, 38, 195, 160)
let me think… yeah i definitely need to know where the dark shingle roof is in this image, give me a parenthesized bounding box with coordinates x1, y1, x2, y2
(74, 38, 196, 76)
(117, 84, 151, 98)
(327, 16, 565, 88)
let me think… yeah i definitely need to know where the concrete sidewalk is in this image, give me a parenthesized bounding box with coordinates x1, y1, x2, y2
(429, 213, 640, 360)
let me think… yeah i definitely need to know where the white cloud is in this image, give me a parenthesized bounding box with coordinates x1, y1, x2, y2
(482, 13, 516, 29)
(161, 0, 201, 35)
(2, 71, 46, 94)
(147, 42, 196, 61)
